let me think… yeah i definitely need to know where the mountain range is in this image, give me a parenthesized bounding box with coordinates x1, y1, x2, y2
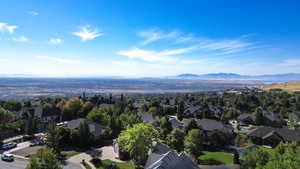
(175, 73, 300, 82)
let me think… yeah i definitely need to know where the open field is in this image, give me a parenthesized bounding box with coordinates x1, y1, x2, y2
(259, 81, 300, 92)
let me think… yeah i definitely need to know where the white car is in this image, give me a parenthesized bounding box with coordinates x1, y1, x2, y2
(1, 154, 14, 161)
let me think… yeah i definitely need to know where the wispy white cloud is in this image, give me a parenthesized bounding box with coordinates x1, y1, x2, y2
(49, 38, 62, 45)
(199, 39, 254, 55)
(73, 25, 102, 41)
(280, 59, 300, 66)
(35, 56, 76, 64)
(27, 11, 39, 16)
(181, 60, 204, 64)
(118, 48, 179, 62)
(118, 45, 198, 62)
(0, 22, 18, 34)
(12, 36, 28, 42)
(138, 28, 179, 45)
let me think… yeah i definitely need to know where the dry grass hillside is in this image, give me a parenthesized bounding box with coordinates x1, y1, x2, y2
(260, 81, 300, 92)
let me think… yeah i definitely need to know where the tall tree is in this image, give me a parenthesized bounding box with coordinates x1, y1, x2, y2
(26, 148, 62, 169)
(46, 123, 61, 155)
(167, 128, 185, 152)
(254, 107, 264, 125)
(160, 116, 173, 136)
(184, 129, 203, 157)
(118, 123, 159, 165)
(78, 121, 91, 148)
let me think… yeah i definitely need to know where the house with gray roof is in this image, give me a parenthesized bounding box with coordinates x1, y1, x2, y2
(262, 111, 285, 127)
(197, 119, 235, 146)
(248, 126, 300, 147)
(66, 118, 105, 138)
(183, 106, 203, 117)
(139, 112, 160, 123)
(145, 142, 201, 169)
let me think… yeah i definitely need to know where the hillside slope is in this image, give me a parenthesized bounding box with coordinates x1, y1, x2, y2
(261, 81, 300, 92)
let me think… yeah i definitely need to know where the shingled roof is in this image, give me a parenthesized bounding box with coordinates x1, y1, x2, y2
(145, 142, 201, 169)
(248, 126, 300, 143)
(197, 119, 234, 134)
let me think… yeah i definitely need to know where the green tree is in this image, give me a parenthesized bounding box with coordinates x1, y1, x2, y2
(254, 107, 264, 125)
(118, 123, 159, 165)
(46, 123, 61, 155)
(0, 107, 13, 124)
(79, 101, 93, 118)
(78, 121, 91, 148)
(62, 98, 82, 120)
(167, 128, 185, 152)
(87, 108, 110, 126)
(184, 129, 203, 157)
(26, 148, 62, 169)
(57, 126, 71, 147)
(287, 112, 299, 129)
(184, 119, 198, 134)
(119, 113, 142, 129)
(177, 101, 185, 121)
(160, 116, 172, 136)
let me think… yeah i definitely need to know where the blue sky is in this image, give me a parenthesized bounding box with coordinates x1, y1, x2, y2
(0, 0, 300, 77)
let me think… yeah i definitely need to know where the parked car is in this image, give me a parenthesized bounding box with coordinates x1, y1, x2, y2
(1, 154, 14, 161)
(30, 138, 44, 146)
(1, 142, 17, 150)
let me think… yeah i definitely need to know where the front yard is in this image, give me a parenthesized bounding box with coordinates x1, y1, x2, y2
(93, 159, 135, 169)
(198, 151, 234, 165)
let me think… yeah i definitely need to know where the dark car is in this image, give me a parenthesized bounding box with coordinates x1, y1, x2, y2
(1, 142, 17, 150)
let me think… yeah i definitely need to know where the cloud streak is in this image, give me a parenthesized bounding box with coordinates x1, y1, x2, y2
(138, 28, 179, 45)
(35, 56, 76, 64)
(73, 25, 102, 41)
(0, 22, 17, 34)
(27, 11, 39, 16)
(49, 38, 62, 45)
(118, 45, 198, 62)
(12, 36, 28, 42)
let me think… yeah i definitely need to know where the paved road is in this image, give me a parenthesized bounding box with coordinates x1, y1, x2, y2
(0, 158, 82, 169)
(0, 159, 28, 169)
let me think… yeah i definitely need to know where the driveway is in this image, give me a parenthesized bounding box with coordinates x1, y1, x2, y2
(0, 158, 82, 169)
(0, 158, 28, 169)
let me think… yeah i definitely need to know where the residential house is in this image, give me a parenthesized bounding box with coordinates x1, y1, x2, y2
(237, 114, 253, 126)
(99, 103, 115, 109)
(145, 142, 201, 169)
(248, 126, 300, 147)
(262, 111, 285, 127)
(183, 106, 203, 117)
(197, 119, 235, 146)
(168, 116, 183, 129)
(66, 118, 105, 138)
(139, 112, 160, 123)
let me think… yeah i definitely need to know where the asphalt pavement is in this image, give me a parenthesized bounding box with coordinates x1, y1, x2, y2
(0, 158, 28, 169)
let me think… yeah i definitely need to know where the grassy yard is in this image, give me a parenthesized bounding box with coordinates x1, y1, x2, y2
(83, 162, 92, 169)
(198, 151, 233, 165)
(95, 159, 135, 169)
(64, 151, 82, 158)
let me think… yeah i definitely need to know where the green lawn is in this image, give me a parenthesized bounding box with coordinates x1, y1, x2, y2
(64, 151, 82, 159)
(96, 160, 135, 169)
(83, 162, 92, 169)
(198, 151, 233, 164)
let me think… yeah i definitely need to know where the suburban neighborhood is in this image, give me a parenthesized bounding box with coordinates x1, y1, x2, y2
(1, 88, 300, 169)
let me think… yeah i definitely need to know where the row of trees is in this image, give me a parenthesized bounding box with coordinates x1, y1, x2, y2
(242, 142, 300, 169)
